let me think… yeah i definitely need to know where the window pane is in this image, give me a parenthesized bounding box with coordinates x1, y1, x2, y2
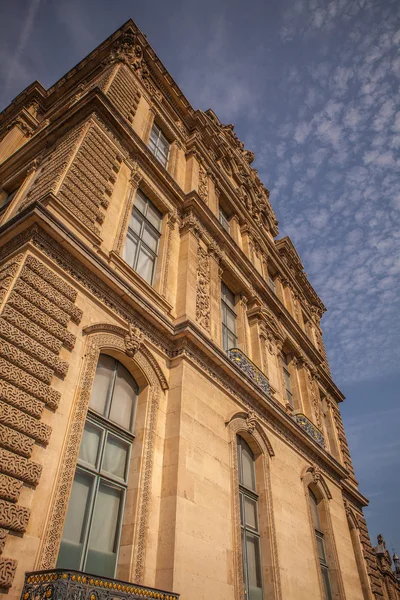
(155, 148, 168, 167)
(227, 330, 237, 351)
(90, 355, 115, 415)
(146, 202, 162, 231)
(123, 233, 138, 268)
(108, 362, 137, 430)
(225, 308, 236, 333)
(309, 489, 322, 531)
(241, 441, 256, 491)
(150, 126, 159, 144)
(142, 224, 159, 253)
(136, 245, 155, 283)
(244, 496, 258, 531)
(321, 566, 333, 600)
(129, 210, 143, 235)
(57, 470, 94, 570)
(134, 190, 147, 215)
(222, 284, 236, 310)
(78, 422, 102, 468)
(85, 481, 123, 578)
(102, 434, 129, 480)
(316, 532, 326, 562)
(246, 533, 263, 599)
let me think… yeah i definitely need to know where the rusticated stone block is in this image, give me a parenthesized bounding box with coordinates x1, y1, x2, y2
(0, 528, 7, 554)
(20, 266, 82, 324)
(0, 358, 60, 409)
(0, 320, 68, 378)
(0, 338, 54, 384)
(0, 401, 52, 445)
(0, 556, 17, 587)
(0, 474, 23, 503)
(0, 425, 35, 459)
(25, 255, 77, 301)
(7, 293, 76, 349)
(2, 304, 63, 354)
(0, 379, 44, 419)
(0, 448, 41, 485)
(14, 279, 70, 327)
(0, 499, 30, 532)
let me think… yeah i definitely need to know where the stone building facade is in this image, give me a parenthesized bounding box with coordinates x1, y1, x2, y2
(0, 18, 398, 600)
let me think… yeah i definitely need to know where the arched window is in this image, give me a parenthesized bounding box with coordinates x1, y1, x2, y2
(237, 436, 263, 600)
(57, 354, 139, 577)
(309, 488, 333, 600)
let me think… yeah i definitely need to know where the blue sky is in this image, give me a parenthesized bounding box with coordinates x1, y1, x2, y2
(1, 0, 399, 556)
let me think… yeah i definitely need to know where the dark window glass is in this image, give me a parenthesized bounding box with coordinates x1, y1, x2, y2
(123, 189, 162, 285)
(219, 207, 230, 232)
(57, 356, 138, 577)
(221, 282, 237, 352)
(148, 123, 170, 167)
(0, 188, 18, 215)
(237, 437, 263, 600)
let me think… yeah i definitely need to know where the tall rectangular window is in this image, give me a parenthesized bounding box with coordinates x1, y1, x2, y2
(148, 122, 170, 168)
(219, 206, 230, 233)
(267, 274, 276, 294)
(221, 282, 237, 352)
(281, 352, 294, 407)
(123, 189, 162, 285)
(0, 188, 18, 216)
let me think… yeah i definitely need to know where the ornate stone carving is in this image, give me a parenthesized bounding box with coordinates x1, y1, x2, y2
(196, 244, 210, 331)
(0, 379, 44, 419)
(0, 474, 23, 503)
(246, 410, 257, 434)
(0, 499, 30, 532)
(0, 528, 7, 554)
(0, 401, 51, 445)
(0, 425, 35, 459)
(0, 557, 17, 588)
(198, 164, 208, 202)
(0, 358, 60, 410)
(124, 323, 144, 357)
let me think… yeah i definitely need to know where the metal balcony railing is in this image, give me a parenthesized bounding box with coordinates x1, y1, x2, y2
(295, 414, 325, 448)
(21, 569, 179, 600)
(227, 348, 271, 397)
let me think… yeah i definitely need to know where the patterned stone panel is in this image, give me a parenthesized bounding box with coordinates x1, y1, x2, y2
(25, 256, 77, 302)
(58, 124, 121, 234)
(332, 406, 356, 478)
(14, 279, 71, 327)
(0, 320, 68, 378)
(0, 474, 23, 503)
(22, 126, 84, 209)
(0, 402, 51, 445)
(357, 512, 385, 597)
(0, 499, 30, 532)
(0, 425, 35, 459)
(0, 557, 17, 588)
(105, 64, 141, 123)
(0, 448, 41, 485)
(2, 305, 64, 354)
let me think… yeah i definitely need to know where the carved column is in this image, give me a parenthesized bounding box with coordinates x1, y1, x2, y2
(161, 209, 178, 300)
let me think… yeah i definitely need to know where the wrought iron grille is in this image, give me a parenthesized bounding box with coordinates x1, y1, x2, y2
(295, 414, 325, 448)
(21, 570, 179, 600)
(227, 348, 271, 397)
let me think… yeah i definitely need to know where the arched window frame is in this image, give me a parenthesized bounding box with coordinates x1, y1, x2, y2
(302, 465, 346, 600)
(38, 324, 168, 586)
(226, 412, 281, 600)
